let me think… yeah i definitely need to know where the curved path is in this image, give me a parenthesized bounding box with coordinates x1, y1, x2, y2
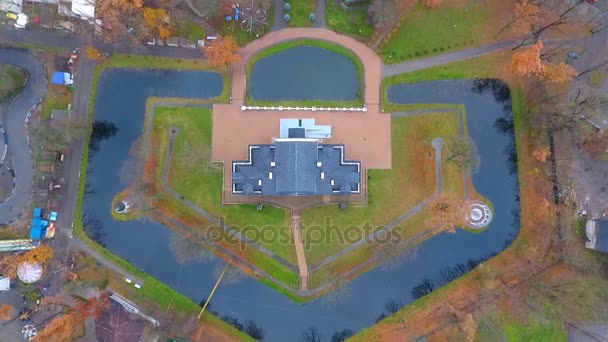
(0, 49, 46, 224)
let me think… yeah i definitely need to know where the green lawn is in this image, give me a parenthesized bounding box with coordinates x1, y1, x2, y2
(285, 0, 315, 27)
(41, 85, 72, 119)
(153, 107, 294, 263)
(381, 3, 492, 64)
(326, 0, 373, 40)
(174, 20, 206, 42)
(381, 52, 510, 108)
(0, 65, 27, 102)
(247, 39, 364, 107)
(302, 112, 464, 265)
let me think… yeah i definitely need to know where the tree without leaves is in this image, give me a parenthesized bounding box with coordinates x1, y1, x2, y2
(447, 137, 477, 171)
(368, 0, 397, 29)
(412, 278, 435, 299)
(331, 329, 355, 342)
(384, 299, 403, 314)
(203, 36, 241, 69)
(243, 320, 264, 340)
(0, 304, 13, 321)
(425, 193, 466, 234)
(301, 326, 323, 342)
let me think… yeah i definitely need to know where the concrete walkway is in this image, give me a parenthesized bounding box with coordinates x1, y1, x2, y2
(314, 0, 327, 28)
(290, 209, 309, 290)
(382, 40, 519, 78)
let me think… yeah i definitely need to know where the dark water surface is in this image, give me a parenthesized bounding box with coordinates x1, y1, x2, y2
(86, 71, 519, 341)
(249, 46, 360, 102)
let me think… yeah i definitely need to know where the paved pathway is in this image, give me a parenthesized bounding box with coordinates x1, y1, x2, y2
(290, 209, 309, 290)
(393, 108, 471, 200)
(272, 0, 288, 32)
(0, 49, 46, 225)
(432, 137, 445, 193)
(70, 238, 144, 285)
(382, 40, 519, 78)
(314, 0, 327, 28)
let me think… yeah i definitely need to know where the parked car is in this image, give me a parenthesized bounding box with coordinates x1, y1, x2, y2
(5, 12, 18, 21)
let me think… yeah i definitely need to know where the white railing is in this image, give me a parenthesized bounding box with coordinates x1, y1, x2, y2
(110, 294, 160, 326)
(241, 105, 368, 112)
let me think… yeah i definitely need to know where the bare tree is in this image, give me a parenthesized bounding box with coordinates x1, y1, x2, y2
(321, 271, 351, 309)
(447, 137, 478, 171)
(301, 326, 323, 342)
(368, 0, 397, 29)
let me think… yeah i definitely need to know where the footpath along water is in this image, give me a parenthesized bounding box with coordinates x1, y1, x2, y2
(86, 70, 520, 341)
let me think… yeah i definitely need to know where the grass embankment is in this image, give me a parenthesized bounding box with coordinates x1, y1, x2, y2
(352, 47, 585, 341)
(0, 65, 27, 102)
(246, 39, 365, 107)
(302, 112, 465, 265)
(73, 54, 251, 340)
(380, 2, 493, 64)
(285, 0, 315, 27)
(152, 106, 294, 264)
(326, 0, 373, 40)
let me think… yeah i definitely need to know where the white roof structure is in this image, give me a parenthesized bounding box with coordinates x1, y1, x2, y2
(0, 277, 9, 291)
(17, 262, 43, 284)
(0, 0, 23, 13)
(71, 0, 95, 21)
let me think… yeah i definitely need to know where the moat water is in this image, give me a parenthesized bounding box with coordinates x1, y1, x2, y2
(86, 68, 519, 341)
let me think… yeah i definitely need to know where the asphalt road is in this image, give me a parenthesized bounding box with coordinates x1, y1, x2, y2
(0, 49, 46, 225)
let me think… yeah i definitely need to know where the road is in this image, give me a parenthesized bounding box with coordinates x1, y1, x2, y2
(0, 25, 203, 59)
(0, 49, 46, 225)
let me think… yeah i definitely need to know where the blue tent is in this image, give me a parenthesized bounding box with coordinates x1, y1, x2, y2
(51, 71, 71, 85)
(30, 226, 43, 240)
(33, 207, 42, 218)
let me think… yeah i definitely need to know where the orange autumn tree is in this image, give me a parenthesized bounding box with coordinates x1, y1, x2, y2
(203, 36, 241, 69)
(0, 245, 54, 279)
(0, 304, 13, 321)
(97, 0, 145, 42)
(22, 245, 54, 264)
(511, 40, 544, 77)
(425, 193, 466, 234)
(421, 0, 443, 8)
(497, 0, 539, 37)
(34, 313, 78, 342)
(143, 7, 171, 40)
(542, 62, 577, 83)
(35, 293, 110, 342)
(0, 254, 22, 278)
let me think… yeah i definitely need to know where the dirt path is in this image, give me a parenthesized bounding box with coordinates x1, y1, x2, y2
(290, 209, 309, 290)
